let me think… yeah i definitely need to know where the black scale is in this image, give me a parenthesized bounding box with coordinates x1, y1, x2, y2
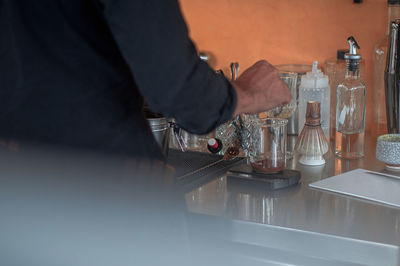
(227, 163, 301, 190)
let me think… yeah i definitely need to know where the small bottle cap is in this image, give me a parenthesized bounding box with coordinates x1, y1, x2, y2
(300, 61, 329, 89)
(305, 101, 321, 126)
(208, 138, 219, 149)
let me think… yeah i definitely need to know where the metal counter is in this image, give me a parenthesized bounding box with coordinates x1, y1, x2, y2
(184, 133, 400, 265)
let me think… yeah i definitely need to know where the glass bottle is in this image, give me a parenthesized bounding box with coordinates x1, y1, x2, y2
(325, 50, 365, 142)
(372, 0, 400, 136)
(335, 37, 367, 159)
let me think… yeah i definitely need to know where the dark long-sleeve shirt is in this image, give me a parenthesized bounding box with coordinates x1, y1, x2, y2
(0, 0, 237, 158)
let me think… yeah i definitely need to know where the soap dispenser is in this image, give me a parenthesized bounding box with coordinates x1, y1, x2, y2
(335, 36, 366, 159)
(298, 61, 330, 139)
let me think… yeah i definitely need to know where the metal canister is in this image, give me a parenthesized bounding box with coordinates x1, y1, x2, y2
(147, 117, 170, 157)
(385, 19, 400, 134)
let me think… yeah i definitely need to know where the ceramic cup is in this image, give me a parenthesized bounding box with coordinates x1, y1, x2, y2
(376, 134, 400, 170)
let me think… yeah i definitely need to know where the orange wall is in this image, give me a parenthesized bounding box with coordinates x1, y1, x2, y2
(179, 0, 387, 131)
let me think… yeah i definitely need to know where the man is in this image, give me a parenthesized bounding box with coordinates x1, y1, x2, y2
(0, 0, 291, 159)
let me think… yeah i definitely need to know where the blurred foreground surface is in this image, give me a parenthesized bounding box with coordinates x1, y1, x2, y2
(0, 138, 399, 266)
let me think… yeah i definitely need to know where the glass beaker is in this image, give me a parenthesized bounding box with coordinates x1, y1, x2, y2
(247, 118, 288, 173)
(263, 72, 297, 120)
(275, 64, 312, 135)
(260, 72, 296, 159)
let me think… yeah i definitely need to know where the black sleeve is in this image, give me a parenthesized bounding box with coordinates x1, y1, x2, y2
(99, 0, 237, 134)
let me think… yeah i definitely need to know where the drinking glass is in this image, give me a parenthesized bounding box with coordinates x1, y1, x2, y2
(275, 64, 312, 136)
(263, 72, 297, 119)
(247, 118, 288, 173)
(253, 72, 296, 159)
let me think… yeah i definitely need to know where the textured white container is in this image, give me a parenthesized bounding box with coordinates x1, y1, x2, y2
(376, 134, 400, 170)
(298, 61, 330, 139)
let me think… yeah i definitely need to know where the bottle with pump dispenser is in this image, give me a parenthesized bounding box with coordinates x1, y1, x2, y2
(298, 61, 330, 139)
(335, 36, 366, 159)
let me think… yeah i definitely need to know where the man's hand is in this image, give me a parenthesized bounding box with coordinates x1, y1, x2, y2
(232, 60, 292, 116)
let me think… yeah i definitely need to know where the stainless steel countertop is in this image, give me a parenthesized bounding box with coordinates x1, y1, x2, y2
(0, 137, 398, 265)
(185, 133, 400, 248)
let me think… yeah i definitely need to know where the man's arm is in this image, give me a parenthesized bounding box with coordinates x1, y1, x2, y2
(100, 0, 236, 134)
(100, 0, 291, 134)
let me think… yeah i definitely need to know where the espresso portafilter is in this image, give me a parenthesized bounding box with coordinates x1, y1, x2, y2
(385, 20, 400, 133)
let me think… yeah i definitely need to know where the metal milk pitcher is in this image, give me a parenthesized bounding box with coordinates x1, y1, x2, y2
(147, 117, 170, 157)
(385, 19, 400, 133)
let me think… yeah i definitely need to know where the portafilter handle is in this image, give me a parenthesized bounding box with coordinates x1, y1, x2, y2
(230, 62, 239, 81)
